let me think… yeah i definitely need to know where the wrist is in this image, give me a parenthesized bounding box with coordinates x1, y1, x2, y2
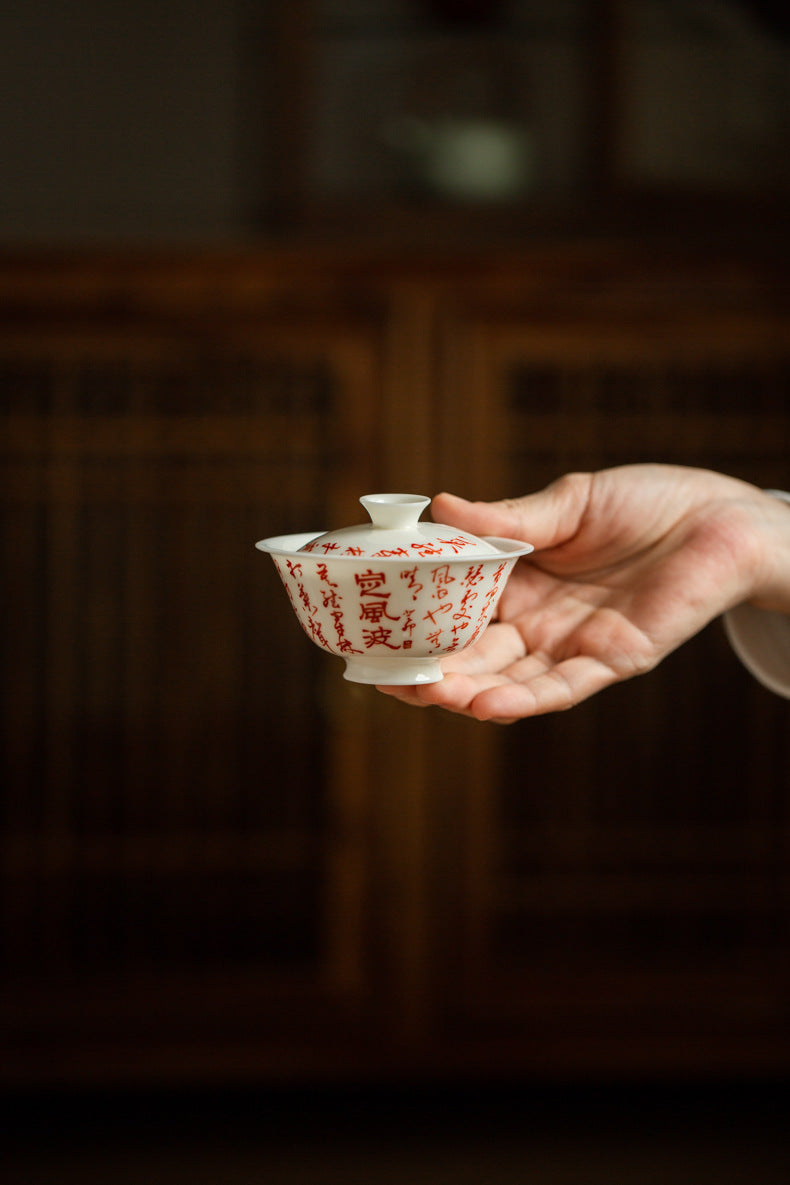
(743, 490, 790, 615)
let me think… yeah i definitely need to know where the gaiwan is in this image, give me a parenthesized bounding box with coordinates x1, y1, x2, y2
(256, 494, 533, 685)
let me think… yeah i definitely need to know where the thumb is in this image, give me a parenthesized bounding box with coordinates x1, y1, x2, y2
(432, 473, 592, 552)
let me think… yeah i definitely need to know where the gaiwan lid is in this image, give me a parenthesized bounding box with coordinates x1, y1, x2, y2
(298, 493, 501, 560)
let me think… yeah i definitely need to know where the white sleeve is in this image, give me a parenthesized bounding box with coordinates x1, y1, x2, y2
(722, 490, 790, 699)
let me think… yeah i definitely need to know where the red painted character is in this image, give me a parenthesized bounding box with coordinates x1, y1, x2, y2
(359, 598, 399, 624)
(362, 626, 401, 650)
(430, 564, 456, 599)
(331, 609, 361, 655)
(437, 535, 475, 553)
(401, 608, 416, 650)
(400, 566, 424, 600)
(317, 562, 341, 609)
(355, 569, 387, 595)
(423, 601, 453, 626)
(461, 563, 486, 588)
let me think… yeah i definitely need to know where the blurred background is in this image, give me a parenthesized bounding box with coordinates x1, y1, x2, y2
(1, 1, 789, 1181)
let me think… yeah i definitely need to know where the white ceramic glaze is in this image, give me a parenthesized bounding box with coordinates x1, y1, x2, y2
(256, 494, 533, 684)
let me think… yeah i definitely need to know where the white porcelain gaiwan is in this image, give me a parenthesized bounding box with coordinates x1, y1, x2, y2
(256, 494, 533, 685)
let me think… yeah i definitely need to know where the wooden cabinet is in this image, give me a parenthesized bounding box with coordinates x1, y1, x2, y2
(263, 2, 789, 242)
(428, 257, 790, 1073)
(1, 245, 789, 1085)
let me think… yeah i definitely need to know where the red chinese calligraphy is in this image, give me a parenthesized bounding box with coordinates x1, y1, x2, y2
(331, 609, 361, 654)
(359, 598, 399, 624)
(280, 557, 332, 648)
(356, 567, 400, 624)
(430, 564, 456, 599)
(437, 535, 475, 553)
(467, 619, 486, 645)
(480, 583, 500, 615)
(355, 569, 387, 595)
(461, 563, 486, 588)
(317, 562, 341, 609)
(423, 601, 453, 627)
(297, 582, 312, 612)
(401, 608, 416, 650)
(410, 541, 444, 557)
(452, 584, 479, 632)
(275, 560, 296, 607)
(304, 610, 330, 648)
(465, 570, 507, 645)
(362, 626, 401, 650)
(400, 567, 424, 600)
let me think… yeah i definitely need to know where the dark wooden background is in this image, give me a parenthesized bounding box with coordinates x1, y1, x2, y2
(1, 243, 789, 1086)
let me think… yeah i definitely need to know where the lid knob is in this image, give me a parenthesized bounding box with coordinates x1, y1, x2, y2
(360, 493, 431, 530)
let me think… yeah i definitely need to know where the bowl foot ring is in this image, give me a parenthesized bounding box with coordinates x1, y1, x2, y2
(343, 656, 444, 685)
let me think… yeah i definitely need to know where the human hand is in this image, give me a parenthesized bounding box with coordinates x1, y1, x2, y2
(377, 464, 790, 723)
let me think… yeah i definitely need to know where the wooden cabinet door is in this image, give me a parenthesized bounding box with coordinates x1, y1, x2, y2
(0, 261, 408, 1084)
(427, 261, 790, 1076)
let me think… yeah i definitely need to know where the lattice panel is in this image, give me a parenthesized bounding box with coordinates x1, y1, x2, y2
(433, 302, 790, 1065)
(0, 340, 365, 982)
(490, 351, 790, 974)
(505, 358, 790, 489)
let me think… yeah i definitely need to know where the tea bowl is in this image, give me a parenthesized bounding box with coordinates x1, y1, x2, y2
(255, 494, 533, 685)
